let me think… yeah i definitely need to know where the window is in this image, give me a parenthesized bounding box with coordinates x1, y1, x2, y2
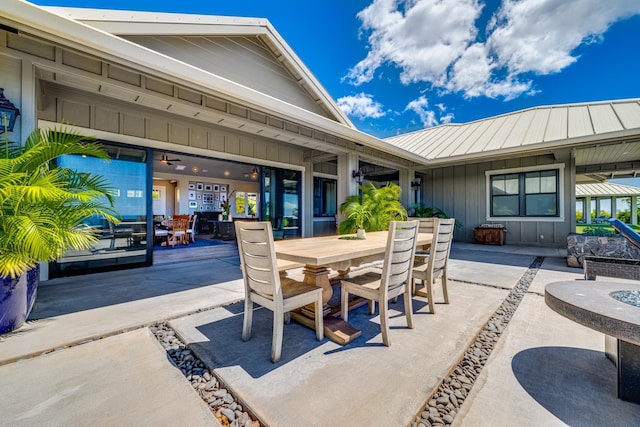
(313, 177, 337, 217)
(490, 168, 560, 218)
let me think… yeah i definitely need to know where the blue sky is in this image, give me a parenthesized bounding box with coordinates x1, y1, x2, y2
(32, 0, 640, 140)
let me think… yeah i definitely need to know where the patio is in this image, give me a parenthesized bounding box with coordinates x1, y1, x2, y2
(0, 243, 638, 426)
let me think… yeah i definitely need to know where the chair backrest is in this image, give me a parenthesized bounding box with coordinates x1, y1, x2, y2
(171, 215, 189, 232)
(380, 220, 420, 293)
(609, 218, 640, 250)
(188, 214, 197, 230)
(417, 217, 435, 234)
(235, 221, 281, 301)
(427, 218, 455, 279)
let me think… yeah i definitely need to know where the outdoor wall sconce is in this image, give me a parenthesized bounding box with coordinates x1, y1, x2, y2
(251, 167, 259, 179)
(0, 88, 20, 132)
(352, 169, 365, 185)
(411, 178, 422, 191)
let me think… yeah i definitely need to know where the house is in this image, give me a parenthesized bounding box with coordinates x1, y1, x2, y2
(386, 100, 640, 246)
(2, 1, 640, 279)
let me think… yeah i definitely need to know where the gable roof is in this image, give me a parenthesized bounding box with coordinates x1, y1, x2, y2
(3, 1, 428, 164)
(576, 182, 640, 197)
(385, 98, 640, 166)
(41, 6, 353, 127)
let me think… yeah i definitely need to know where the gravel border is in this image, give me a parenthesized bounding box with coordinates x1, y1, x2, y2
(411, 256, 545, 427)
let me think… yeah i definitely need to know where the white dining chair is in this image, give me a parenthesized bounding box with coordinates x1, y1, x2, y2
(340, 220, 419, 347)
(235, 221, 324, 363)
(412, 218, 455, 313)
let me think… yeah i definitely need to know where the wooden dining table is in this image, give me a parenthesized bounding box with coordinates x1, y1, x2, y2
(274, 230, 433, 345)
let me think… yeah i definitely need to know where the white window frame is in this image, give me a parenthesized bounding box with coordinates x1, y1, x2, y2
(485, 164, 565, 222)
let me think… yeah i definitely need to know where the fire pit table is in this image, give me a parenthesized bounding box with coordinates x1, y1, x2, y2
(545, 281, 640, 404)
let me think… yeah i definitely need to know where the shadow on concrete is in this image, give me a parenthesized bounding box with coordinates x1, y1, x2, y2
(512, 346, 640, 425)
(29, 255, 242, 319)
(192, 296, 433, 378)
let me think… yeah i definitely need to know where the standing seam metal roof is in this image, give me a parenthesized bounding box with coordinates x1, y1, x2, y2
(385, 99, 640, 162)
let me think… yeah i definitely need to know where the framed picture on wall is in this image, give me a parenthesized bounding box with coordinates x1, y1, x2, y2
(206, 205, 211, 211)
(189, 201, 197, 208)
(220, 193, 227, 201)
(197, 194, 202, 200)
(188, 183, 196, 190)
(203, 193, 214, 204)
(196, 183, 204, 191)
(214, 194, 220, 201)
(213, 184, 220, 192)
(204, 184, 213, 191)
(188, 190, 196, 200)
(220, 185, 227, 192)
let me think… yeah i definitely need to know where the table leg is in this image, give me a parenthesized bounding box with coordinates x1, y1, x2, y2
(290, 264, 362, 346)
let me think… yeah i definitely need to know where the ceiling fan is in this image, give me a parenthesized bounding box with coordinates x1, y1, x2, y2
(158, 153, 181, 165)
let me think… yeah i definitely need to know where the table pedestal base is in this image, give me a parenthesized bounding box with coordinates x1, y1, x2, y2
(289, 311, 362, 346)
(608, 337, 640, 404)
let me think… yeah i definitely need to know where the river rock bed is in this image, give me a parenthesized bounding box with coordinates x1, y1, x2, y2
(150, 323, 263, 427)
(411, 256, 545, 427)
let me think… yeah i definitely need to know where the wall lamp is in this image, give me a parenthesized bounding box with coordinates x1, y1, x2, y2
(411, 178, 422, 191)
(0, 88, 20, 132)
(352, 169, 365, 185)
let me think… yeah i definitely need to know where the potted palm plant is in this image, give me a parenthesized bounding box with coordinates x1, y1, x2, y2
(0, 125, 119, 335)
(339, 182, 407, 238)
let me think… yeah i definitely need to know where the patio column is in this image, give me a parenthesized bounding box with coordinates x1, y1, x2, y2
(585, 196, 592, 224)
(612, 197, 617, 220)
(336, 152, 359, 224)
(633, 195, 638, 225)
(399, 168, 412, 208)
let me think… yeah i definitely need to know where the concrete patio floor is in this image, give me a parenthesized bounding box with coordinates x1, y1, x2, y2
(0, 242, 638, 426)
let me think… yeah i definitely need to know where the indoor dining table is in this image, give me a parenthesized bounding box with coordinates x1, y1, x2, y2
(274, 230, 433, 345)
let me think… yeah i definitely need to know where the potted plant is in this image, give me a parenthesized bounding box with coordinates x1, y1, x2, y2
(0, 125, 119, 335)
(339, 182, 407, 238)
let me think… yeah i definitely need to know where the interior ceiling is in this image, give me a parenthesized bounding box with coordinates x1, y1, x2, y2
(152, 151, 260, 182)
(574, 139, 640, 184)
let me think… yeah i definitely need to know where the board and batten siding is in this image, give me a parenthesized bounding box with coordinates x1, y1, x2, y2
(423, 154, 574, 247)
(40, 85, 306, 167)
(123, 35, 331, 120)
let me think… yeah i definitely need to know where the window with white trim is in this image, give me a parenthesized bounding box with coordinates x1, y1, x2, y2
(490, 169, 560, 217)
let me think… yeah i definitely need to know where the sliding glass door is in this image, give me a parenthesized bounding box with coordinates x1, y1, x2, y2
(49, 143, 152, 277)
(262, 167, 301, 238)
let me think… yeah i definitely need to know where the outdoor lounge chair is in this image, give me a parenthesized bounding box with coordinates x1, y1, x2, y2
(412, 218, 455, 314)
(235, 221, 324, 363)
(340, 220, 419, 347)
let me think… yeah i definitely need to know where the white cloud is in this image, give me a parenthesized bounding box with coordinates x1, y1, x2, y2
(404, 96, 454, 127)
(345, 0, 640, 101)
(337, 93, 386, 119)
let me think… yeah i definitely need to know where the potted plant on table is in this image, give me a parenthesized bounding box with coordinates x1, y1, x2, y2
(0, 126, 119, 335)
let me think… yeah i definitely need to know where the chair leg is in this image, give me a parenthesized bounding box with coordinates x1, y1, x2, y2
(315, 295, 324, 341)
(426, 279, 435, 314)
(368, 300, 375, 314)
(442, 272, 450, 304)
(380, 300, 390, 347)
(272, 309, 284, 363)
(341, 287, 349, 322)
(404, 287, 414, 329)
(242, 298, 253, 341)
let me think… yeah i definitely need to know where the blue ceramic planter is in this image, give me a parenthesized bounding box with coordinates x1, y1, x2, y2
(0, 266, 39, 335)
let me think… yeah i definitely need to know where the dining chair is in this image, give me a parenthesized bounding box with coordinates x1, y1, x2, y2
(340, 220, 419, 347)
(235, 221, 324, 363)
(412, 218, 455, 313)
(186, 214, 197, 243)
(415, 217, 435, 262)
(168, 214, 189, 247)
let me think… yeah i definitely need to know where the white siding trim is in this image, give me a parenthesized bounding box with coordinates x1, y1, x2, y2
(485, 164, 565, 222)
